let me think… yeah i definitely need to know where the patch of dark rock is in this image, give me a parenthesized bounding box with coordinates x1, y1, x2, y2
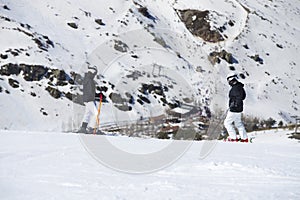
(208, 50, 238, 65)
(0, 63, 20, 75)
(160, 97, 168, 105)
(33, 38, 50, 51)
(152, 86, 164, 96)
(118, 20, 128, 26)
(63, 92, 73, 101)
(243, 44, 249, 49)
(14, 27, 33, 37)
(67, 22, 78, 29)
(138, 95, 150, 104)
(276, 44, 283, 49)
(125, 92, 134, 104)
(3, 5, 10, 10)
(128, 96, 134, 104)
(46, 86, 62, 99)
(138, 7, 156, 22)
(0, 15, 11, 22)
(0, 54, 8, 59)
(228, 20, 235, 26)
(68, 79, 75, 85)
(40, 108, 48, 116)
(109, 83, 115, 90)
(239, 73, 246, 79)
(20, 23, 31, 30)
(163, 86, 169, 92)
(114, 40, 129, 52)
(95, 19, 105, 26)
(229, 66, 236, 71)
(140, 83, 166, 97)
(131, 54, 139, 59)
(8, 78, 19, 88)
(109, 92, 126, 104)
(43, 35, 54, 47)
(48, 69, 68, 86)
(97, 86, 108, 93)
(139, 84, 149, 95)
(250, 54, 264, 64)
(109, 7, 115, 13)
(218, 25, 226, 33)
(21, 64, 48, 81)
(9, 50, 19, 56)
(30, 92, 37, 97)
(176, 9, 224, 43)
(137, 99, 144, 105)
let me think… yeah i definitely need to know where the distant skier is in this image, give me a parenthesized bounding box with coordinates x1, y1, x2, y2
(77, 66, 99, 133)
(224, 74, 248, 142)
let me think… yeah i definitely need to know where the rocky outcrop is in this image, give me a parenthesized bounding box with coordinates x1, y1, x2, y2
(46, 86, 62, 99)
(22, 64, 48, 81)
(176, 9, 224, 43)
(0, 63, 76, 100)
(208, 50, 238, 65)
(109, 92, 132, 111)
(113, 40, 129, 52)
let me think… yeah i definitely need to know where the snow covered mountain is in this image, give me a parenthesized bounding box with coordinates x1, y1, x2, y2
(0, 0, 299, 131)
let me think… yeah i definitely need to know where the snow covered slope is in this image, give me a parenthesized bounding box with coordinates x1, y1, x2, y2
(0, 129, 299, 200)
(0, 0, 299, 131)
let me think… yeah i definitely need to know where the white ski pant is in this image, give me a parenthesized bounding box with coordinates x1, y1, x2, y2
(224, 111, 248, 139)
(82, 101, 98, 128)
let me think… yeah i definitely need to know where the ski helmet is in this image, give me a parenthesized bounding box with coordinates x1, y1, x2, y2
(87, 66, 97, 73)
(226, 73, 238, 82)
(226, 73, 238, 86)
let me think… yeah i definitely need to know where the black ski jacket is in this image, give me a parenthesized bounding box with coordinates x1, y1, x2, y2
(82, 71, 97, 102)
(228, 82, 246, 113)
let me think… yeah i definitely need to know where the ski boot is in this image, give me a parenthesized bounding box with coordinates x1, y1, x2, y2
(76, 122, 88, 134)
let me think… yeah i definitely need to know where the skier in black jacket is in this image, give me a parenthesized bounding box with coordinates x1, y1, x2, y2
(224, 74, 248, 142)
(77, 66, 98, 133)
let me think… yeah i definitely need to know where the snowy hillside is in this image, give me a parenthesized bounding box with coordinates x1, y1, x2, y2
(0, 0, 300, 131)
(0, 129, 299, 200)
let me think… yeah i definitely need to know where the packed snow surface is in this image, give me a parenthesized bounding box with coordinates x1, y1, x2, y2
(0, 129, 299, 200)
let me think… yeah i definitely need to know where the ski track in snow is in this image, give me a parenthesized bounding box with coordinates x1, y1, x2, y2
(0, 130, 299, 200)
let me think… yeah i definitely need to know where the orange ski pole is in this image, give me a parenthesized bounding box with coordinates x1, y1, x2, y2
(94, 93, 103, 134)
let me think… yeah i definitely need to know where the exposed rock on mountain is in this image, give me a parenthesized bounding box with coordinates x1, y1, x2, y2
(176, 9, 224, 43)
